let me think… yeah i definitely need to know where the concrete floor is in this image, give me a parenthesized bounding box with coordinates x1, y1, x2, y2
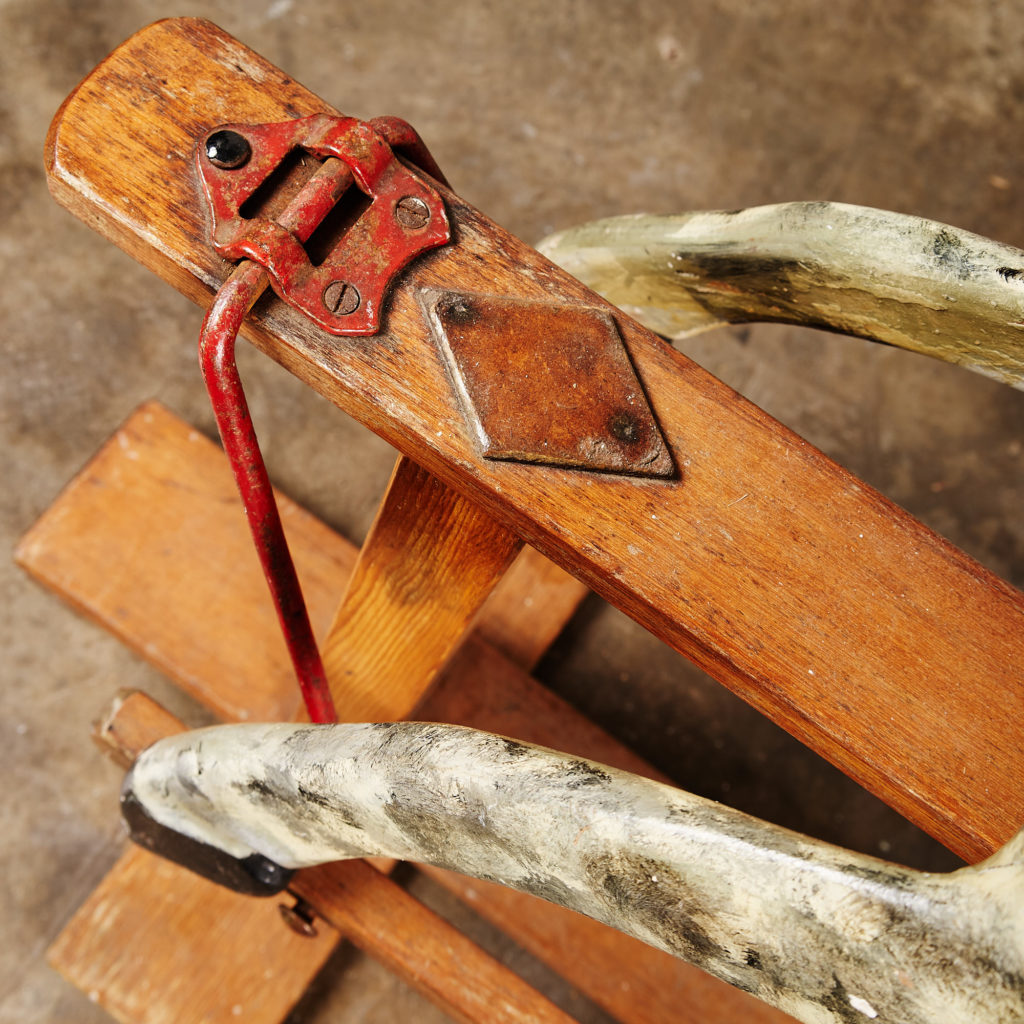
(3, 2, 1023, 1021)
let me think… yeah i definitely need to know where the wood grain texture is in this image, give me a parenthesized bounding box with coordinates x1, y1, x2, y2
(47, 844, 341, 1024)
(43, 18, 1024, 860)
(17, 402, 347, 723)
(93, 689, 187, 770)
(321, 455, 522, 721)
(30, 403, 789, 1024)
(292, 861, 576, 1024)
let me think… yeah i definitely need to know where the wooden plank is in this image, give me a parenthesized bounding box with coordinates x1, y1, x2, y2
(17, 402, 339, 723)
(47, 845, 342, 1024)
(15, 402, 581, 723)
(294, 860, 575, 1024)
(80, 692, 575, 1024)
(28, 403, 789, 1023)
(51, 845, 574, 1024)
(321, 455, 522, 721)
(43, 17, 1024, 860)
(94, 689, 187, 770)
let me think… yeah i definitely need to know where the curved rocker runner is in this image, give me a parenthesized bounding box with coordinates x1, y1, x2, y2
(539, 201, 1024, 388)
(123, 720, 1024, 1024)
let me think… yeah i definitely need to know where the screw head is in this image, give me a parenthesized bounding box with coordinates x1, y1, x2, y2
(608, 411, 641, 444)
(205, 130, 251, 170)
(322, 280, 361, 315)
(395, 195, 430, 229)
(439, 296, 476, 325)
(278, 901, 318, 938)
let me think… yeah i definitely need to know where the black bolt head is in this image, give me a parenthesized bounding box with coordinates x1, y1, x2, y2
(205, 130, 251, 170)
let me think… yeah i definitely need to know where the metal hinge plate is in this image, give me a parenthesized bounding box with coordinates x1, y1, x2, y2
(197, 113, 450, 335)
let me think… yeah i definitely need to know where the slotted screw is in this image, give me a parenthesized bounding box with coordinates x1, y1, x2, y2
(322, 281, 360, 315)
(395, 195, 430, 229)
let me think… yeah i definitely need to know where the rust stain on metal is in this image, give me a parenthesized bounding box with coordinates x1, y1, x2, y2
(196, 113, 450, 336)
(427, 291, 674, 477)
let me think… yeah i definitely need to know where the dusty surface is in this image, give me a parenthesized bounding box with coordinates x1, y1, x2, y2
(2, 2, 1023, 1022)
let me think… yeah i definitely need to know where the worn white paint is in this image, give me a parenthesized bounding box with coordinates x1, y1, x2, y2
(538, 202, 1024, 388)
(126, 722, 1024, 1024)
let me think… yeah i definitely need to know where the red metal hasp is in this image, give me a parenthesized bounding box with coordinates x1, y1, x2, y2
(196, 115, 451, 722)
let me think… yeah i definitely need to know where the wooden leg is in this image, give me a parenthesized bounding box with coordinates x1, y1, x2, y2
(320, 455, 522, 721)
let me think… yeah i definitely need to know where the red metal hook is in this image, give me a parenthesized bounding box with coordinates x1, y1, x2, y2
(196, 118, 450, 723)
(199, 261, 338, 723)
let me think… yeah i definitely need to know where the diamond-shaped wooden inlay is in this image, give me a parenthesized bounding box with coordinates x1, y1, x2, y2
(426, 291, 674, 477)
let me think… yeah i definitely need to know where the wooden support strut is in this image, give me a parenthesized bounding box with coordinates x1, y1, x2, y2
(44, 18, 1024, 863)
(320, 454, 523, 722)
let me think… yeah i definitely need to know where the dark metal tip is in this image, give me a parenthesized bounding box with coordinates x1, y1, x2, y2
(120, 787, 293, 897)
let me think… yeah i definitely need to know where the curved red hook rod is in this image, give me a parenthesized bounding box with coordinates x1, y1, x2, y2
(199, 263, 338, 724)
(195, 116, 450, 725)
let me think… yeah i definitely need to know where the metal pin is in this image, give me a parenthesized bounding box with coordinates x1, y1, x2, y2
(278, 897, 318, 937)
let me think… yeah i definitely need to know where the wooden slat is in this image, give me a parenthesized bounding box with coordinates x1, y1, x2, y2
(27, 403, 789, 1024)
(44, 17, 1024, 860)
(94, 689, 187, 770)
(293, 860, 575, 1024)
(47, 845, 341, 1024)
(321, 455, 522, 721)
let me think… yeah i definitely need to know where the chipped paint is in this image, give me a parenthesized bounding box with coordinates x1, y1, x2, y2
(126, 722, 1024, 1024)
(538, 202, 1024, 389)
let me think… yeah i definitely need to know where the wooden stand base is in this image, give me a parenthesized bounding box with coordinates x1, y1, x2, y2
(19, 403, 790, 1023)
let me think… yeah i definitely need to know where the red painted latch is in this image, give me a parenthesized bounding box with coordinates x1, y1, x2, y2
(195, 115, 450, 723)
(198, 113, 450, 334)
